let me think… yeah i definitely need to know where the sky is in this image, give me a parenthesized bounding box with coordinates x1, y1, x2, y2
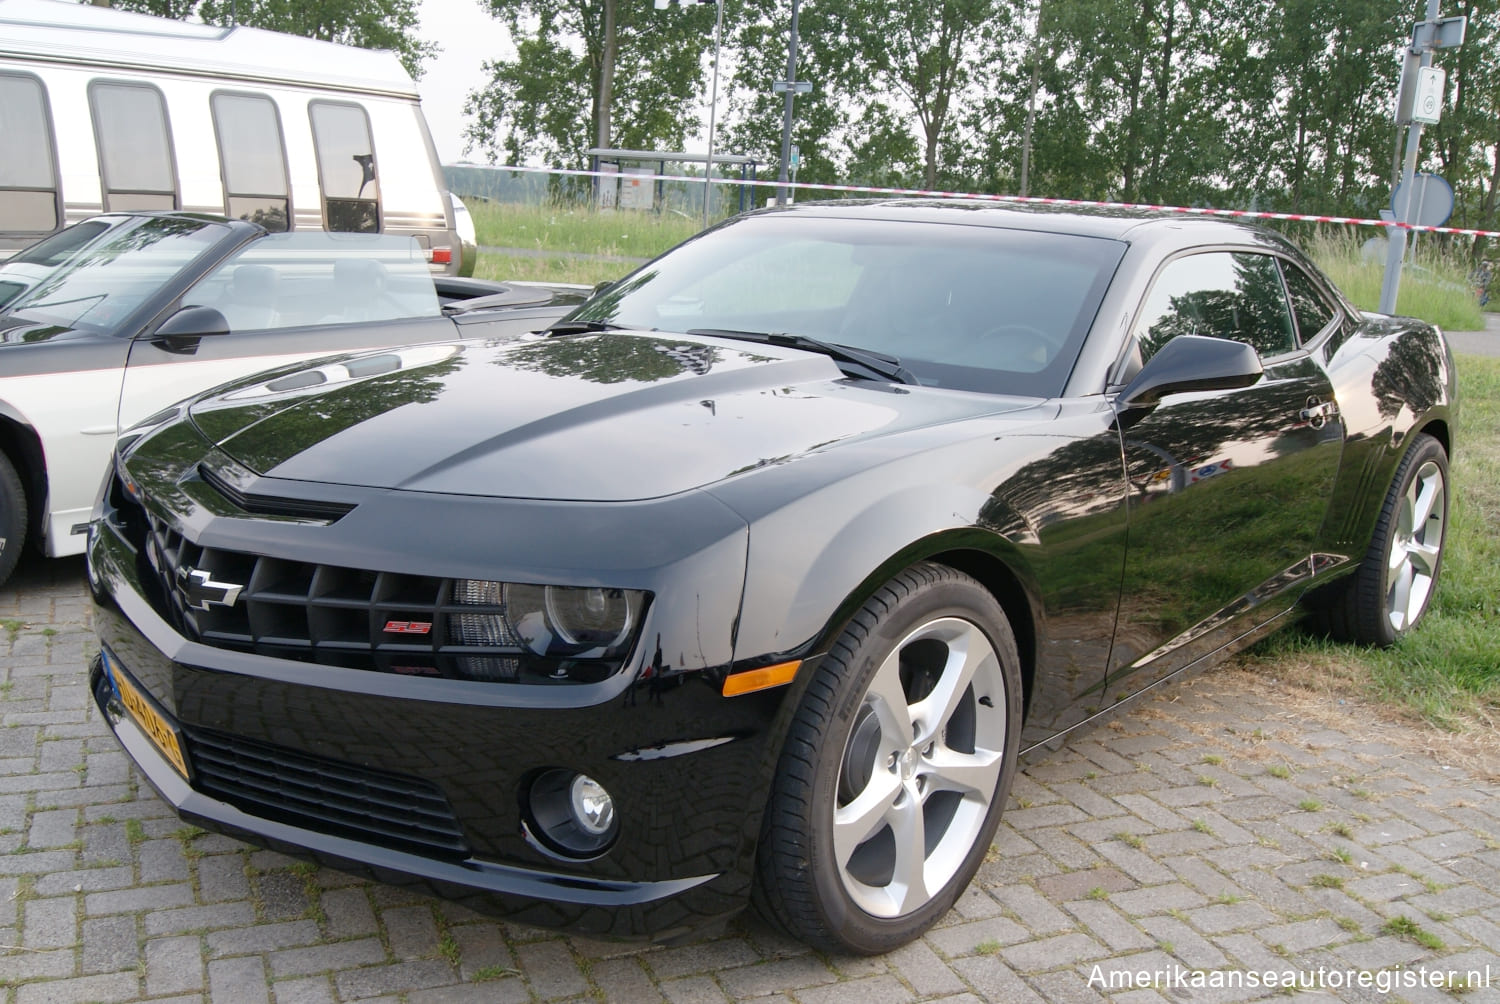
(414, 0, 516, 164)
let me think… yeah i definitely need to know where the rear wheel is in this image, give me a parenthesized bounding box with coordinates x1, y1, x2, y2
(1311, 432, 1447, 647)
(755, 562, 1022, 955)
(0, 451, 26, 588)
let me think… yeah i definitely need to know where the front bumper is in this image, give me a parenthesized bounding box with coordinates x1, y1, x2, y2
(89, 654, 733, 938)
(87, 503, 787, 941)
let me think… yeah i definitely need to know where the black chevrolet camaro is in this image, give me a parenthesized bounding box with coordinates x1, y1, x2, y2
(88, 202, 1455, 954)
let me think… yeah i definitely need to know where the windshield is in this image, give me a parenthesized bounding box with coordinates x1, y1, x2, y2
(570, 215, 1125, 396)
(180, 232, 440, 331)
(6, 217, 228, 332)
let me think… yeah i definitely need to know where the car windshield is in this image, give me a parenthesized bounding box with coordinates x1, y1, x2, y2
(569, 214, 1126, 396)
(180, 232, 440, 332)
(5, 217, 228, 332)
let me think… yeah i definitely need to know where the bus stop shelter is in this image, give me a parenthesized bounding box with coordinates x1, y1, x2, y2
(586, 148, 761, 215)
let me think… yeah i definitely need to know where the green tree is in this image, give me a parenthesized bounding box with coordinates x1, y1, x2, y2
(104, 0, 437, 78)
(464, 0, 722, 167)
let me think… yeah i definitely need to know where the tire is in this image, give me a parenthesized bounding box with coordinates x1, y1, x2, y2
(1312, 432, 1448, 647)
(754, 562, 1022, 955)
(0, 450, 26, 589)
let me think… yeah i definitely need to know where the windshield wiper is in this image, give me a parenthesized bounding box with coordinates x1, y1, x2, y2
(543, 319, 632, 336)
(686, 328, 917, 385)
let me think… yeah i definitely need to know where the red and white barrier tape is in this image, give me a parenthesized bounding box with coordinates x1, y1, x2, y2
(478, 163, 1500, 239)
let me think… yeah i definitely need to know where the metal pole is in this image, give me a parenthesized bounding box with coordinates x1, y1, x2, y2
(1379, 0, 1441, 316)
(703, 0, 724, 228)
(776, 0, 802, 206)
(1020, 0, 1043, 197)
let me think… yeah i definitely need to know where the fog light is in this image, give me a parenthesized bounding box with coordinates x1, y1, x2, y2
(526, 768, 619, 858)
(569, 774, 615, 835)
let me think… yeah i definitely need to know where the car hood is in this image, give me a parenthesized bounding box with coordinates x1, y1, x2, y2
(0, 315, 89, 346)
(187, 333, 1034, 502)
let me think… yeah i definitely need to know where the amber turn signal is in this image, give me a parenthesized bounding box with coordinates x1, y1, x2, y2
(721, 660, 802, 697)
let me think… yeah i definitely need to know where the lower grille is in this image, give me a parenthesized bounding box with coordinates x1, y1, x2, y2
(182, 725, 470, 860)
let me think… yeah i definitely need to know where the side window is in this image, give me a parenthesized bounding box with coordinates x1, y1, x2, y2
(89, 82, 177, 211)
(211, 93, 291, 232)
(309, 102, 379, 233)
(1281, 262, 1336, 343)
(1134, 252, 1296, 364)
(0, 73, 61, 234)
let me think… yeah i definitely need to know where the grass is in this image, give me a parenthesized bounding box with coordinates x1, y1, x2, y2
(1382, 915, 1444, 951)
(1307, 230, 1485, 331)
(468, 201, 701, 288)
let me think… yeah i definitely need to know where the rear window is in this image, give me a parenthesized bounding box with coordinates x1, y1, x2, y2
(573, 215, 1126, 396)
(0, 73, 60, 234)
(90, 82, 177, 211)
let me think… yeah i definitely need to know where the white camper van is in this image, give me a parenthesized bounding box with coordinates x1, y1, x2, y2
(0, 0, 475, 275)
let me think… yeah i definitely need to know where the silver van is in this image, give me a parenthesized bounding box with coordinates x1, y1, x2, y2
(0, 0, 475, 275)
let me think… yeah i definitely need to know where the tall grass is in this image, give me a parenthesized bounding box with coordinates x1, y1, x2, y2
(1307, 230, 1485, 331)
(469, 201, 701, 260)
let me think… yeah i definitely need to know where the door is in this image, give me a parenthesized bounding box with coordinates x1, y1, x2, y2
(1105, 251, 1345, 703)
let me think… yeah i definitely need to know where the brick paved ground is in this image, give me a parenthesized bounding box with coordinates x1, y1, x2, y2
(3, 555, 1498, 1003)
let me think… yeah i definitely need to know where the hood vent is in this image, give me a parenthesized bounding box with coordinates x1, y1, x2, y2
(198, 464, 355, 523)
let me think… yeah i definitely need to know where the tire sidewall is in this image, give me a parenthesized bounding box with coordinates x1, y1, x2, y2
(0, 452, 26, 588)
(803, 574, 1023, 954)
(1372, 434, 1448, 646)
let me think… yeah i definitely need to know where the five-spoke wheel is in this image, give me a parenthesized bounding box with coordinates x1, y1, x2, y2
(755, 563, 1021, 955)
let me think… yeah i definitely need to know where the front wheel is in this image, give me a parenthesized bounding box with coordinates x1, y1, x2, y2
(754, 562, 1022, 955)
(0, 451, 26, 589)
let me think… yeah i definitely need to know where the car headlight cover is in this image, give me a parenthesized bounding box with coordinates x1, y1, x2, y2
(452, 579, 644, 661)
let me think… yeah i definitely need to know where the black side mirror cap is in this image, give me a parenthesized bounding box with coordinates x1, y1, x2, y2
(155, 305, 231, 340)
(1118, 334, 1264, 410)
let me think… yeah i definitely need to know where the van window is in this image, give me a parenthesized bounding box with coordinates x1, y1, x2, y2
(0, 73, 60, 234)
(211, 93, 291, 232)
(89, 82, 177, 211)
(309, 101, 379, 234)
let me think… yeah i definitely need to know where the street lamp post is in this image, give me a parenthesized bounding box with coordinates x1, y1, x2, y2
(775, 0, 802, 206)
(655, 0, 725, 227)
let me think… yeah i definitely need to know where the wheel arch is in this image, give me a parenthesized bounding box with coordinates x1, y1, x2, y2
(0, 412, 47, 551)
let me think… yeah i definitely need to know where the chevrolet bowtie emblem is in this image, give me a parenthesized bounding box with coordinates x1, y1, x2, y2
(179, 567, 244, 611)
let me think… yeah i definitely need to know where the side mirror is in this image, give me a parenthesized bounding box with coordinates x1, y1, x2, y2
(151, 305, 230, 353)
(1118, 334, 1263, 410)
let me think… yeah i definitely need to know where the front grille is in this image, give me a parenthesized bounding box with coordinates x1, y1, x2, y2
(182, 725, 470, 859)
(141, 511, 541, 682)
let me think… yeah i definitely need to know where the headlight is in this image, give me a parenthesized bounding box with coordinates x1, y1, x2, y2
(451, 579, 645, 662)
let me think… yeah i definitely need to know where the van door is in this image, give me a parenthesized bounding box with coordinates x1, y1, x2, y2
(118, 232, 460, 437)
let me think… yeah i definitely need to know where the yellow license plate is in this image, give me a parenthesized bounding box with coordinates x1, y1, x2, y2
(112, 663, 190, 779)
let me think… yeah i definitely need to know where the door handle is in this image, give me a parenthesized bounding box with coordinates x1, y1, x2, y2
(1299, 397, 1339, 429)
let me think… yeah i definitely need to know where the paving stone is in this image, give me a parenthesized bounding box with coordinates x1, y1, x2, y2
(593, 957, 666, 1003)
(146, 935, 204, 995)
(22, 895, 76, 948)
(208, 956, 270, 1004)
(1001, 931, 1110, 972)
(1064, 900, 1155, 952)
(268, 937, 386, 978)
(81, 914, 138, 974)
(647, 937, 761, 979)
(993, 882, 1075, 934)
(335, 959, 456, 999)
(146, 901, 257, 937)
(949, 954, 1044, 1002)
(924, 915, 1031, 957)
(716, 954, 839, 998)
(14, 972, 139, 1004)
(889, 938, 966, 997)
(382, 904, 441, 960)
(797, 974, 915, 1004)
(514, 939, 590, 999)
(1036, 866, 1135, 902)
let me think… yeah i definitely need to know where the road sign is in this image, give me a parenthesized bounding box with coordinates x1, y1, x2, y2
(1391, 172, 1454, 228)
(1411, 15, 1466, 52)
(1411, 66, 1445, 124)
(772, 80, 812, 94)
